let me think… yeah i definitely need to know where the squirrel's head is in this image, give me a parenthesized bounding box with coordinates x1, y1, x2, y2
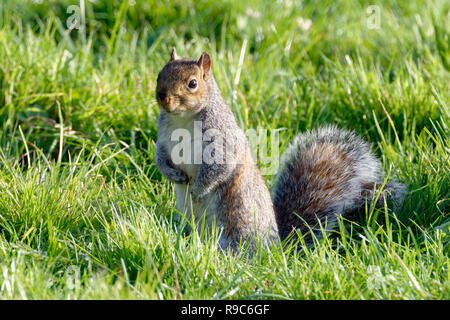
(156, 48, 211, 115)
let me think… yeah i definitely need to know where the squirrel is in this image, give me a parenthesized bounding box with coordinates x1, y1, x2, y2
(155, 48, 405, 251)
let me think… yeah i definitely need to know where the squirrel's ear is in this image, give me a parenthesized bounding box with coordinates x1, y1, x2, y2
(170, 47, 180, 62)
(197, 52, 211, 79)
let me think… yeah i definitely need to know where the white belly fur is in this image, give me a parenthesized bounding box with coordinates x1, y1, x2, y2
(161, 116, 200, 181)
(175, 184, 219, 229)
(162, 114, 220, 230)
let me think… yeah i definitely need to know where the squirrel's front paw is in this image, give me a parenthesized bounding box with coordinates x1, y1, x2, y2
(189, 189, 203, 202)
(165, 168, 189, 184)
(189, 184, 210, 201)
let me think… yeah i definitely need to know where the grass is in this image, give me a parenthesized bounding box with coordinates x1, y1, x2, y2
(0, 0, 448, 299)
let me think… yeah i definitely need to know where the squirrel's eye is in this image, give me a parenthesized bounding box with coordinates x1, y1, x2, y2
(188, 79, 197, 89)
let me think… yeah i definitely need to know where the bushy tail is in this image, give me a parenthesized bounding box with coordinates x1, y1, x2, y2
(271, 126, 405, 246)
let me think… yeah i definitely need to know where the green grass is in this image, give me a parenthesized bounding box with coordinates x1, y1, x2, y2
(0, 0, 448, 299)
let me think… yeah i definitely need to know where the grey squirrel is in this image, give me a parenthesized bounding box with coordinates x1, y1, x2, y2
(155, 49, 405, 251)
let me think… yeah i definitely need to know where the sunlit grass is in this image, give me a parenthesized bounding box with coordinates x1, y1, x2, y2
(0, 0, 448, 299)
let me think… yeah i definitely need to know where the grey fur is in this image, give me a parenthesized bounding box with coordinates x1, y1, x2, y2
(156, 61, 278, 251)
(272, 125, 405, 246)
(156, 55, 405, 251)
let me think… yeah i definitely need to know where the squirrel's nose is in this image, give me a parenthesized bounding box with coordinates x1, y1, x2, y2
(157, 91, 166, 101)
(157, 92, 172, 105)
